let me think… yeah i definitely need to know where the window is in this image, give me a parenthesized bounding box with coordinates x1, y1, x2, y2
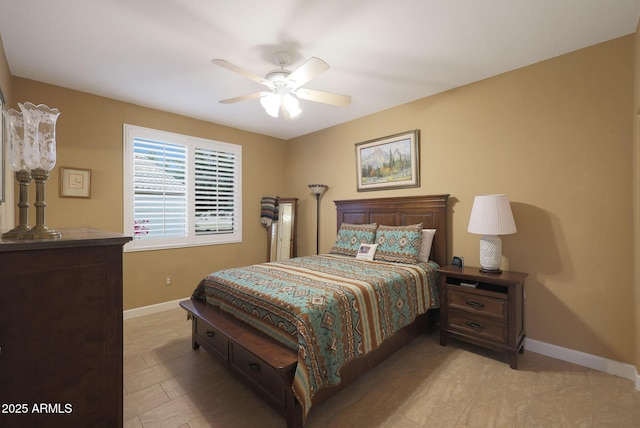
(123, 125, 242, 251)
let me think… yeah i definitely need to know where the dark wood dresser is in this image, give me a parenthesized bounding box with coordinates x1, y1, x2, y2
(0, 228, 131, 427)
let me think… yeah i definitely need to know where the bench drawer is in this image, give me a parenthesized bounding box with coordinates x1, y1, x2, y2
(194, 316, 228, 360)
(230, 342, 287, 404)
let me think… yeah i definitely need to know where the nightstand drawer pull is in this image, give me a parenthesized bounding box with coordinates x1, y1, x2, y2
(248, 362, 261, 372)
(465, 299, 485, 309)
(206, 330, 216, 338)
(466, 321, 485, 329)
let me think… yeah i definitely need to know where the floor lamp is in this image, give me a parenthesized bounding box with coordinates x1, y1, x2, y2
(308, 184, 328, 254)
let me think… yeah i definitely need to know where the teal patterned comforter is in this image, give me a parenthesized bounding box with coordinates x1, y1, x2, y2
(191, 254, 439, 420)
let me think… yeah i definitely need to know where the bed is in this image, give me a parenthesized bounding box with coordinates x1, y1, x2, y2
(180, 194, 449, 427)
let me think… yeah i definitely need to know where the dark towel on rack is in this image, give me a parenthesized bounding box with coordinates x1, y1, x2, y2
(260, 196, 279, 226)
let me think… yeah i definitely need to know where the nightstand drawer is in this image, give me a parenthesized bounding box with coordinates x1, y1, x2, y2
(448, 310, 507, 344)
(447, 287, 506, 320)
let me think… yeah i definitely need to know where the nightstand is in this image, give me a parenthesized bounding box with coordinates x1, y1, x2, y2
(437, 265, 528, 369)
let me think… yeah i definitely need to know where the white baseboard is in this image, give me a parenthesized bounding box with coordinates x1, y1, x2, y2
(123, 297, 189, 320)
(525, 338, 640, 390)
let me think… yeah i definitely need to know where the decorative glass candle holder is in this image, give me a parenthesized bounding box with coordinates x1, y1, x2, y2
(1, 108, 32, 240)
(20, 102, 61, 239)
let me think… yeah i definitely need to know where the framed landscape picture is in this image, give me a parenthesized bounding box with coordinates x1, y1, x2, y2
(355, 129, 420, 192)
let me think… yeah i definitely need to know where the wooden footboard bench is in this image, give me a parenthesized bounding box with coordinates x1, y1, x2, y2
(181, 298, 439, 427)
(179, 299, 302, 426)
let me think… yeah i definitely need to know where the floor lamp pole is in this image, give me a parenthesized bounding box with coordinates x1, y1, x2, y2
(315, 193, 320, 255)
(308, 184, 328, 255)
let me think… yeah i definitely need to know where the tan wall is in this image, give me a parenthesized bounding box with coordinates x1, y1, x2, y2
(0, 35, 14, 231)
(634, 20, 640, 374)
(0, 36, 11, 105)
(287, 36, 636, 364)
(10, 78, 289, 309)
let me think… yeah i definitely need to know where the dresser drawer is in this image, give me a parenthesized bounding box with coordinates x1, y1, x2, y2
(448, 310, 507, 345)
(447, 287, 506, 320)
(230, 342, 286, 403)
(194, 317, 228, 360)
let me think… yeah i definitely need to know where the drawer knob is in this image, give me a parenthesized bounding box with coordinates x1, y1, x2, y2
(466, 321, 485, 329)
(465, 299, 485, 309)
(248, 362, 261, 372)
(206, 330, 216, 338)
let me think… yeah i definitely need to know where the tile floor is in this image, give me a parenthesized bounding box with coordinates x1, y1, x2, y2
(123, 308, 640, 427)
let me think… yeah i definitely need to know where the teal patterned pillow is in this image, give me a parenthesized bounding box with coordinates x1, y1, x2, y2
(374, 223, 423, 264)
(329, 223, 378, 256)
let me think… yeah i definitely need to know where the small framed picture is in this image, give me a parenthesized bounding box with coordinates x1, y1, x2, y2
(59, 167, 92, 198)
(355, 243, 378, 261)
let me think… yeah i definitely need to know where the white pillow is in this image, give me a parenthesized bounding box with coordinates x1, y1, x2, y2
(417, 229, 436, 262)
(355, 243, 378, 261)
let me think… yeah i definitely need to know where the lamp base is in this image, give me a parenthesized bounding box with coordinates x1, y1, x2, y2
(479, 267, 502, 274)
(479, 234, 502, 272)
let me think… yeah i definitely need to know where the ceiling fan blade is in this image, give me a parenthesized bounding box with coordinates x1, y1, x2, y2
(212, 59, 270, 87)
(219, 92, 270, 104)
(296, 88, 351, 106)
(287, 57, 329, 88)
(280, 101, 292, 120)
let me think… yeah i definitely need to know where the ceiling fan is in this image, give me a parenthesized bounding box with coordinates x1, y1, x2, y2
(212, 51, 351, 119)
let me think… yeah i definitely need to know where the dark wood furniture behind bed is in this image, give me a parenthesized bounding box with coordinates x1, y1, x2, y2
(180, 194, 449, 428)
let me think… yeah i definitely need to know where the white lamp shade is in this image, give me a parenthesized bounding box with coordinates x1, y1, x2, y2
(467, 194, 517, 235)
(260, 94, 280, 118)
(282, 93, 301, 118)
(260, 92, 302, 118)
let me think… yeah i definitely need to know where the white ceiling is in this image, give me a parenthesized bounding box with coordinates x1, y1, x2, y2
(1, 0, 639, 140)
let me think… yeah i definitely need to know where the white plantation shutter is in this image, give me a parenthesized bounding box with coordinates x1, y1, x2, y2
(124, 125, 242, 251)
(133, 139, 187, 239)
(194, 148, 238, 235)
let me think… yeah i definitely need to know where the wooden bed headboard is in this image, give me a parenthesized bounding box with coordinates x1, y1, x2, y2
(334, 194, 449, 267)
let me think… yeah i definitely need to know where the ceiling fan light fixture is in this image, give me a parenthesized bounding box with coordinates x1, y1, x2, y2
(260, 93, 280, 118)
(214, 53, 350, 118)
(283, 93, 301, 118)
(265, 70, 291, 86)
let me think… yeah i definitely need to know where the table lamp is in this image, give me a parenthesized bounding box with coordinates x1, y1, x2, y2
(467, 194, 517, 273)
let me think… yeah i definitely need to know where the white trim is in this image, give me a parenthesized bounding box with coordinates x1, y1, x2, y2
(525, 338, 640, 390)
(123, 297, 189, 320)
